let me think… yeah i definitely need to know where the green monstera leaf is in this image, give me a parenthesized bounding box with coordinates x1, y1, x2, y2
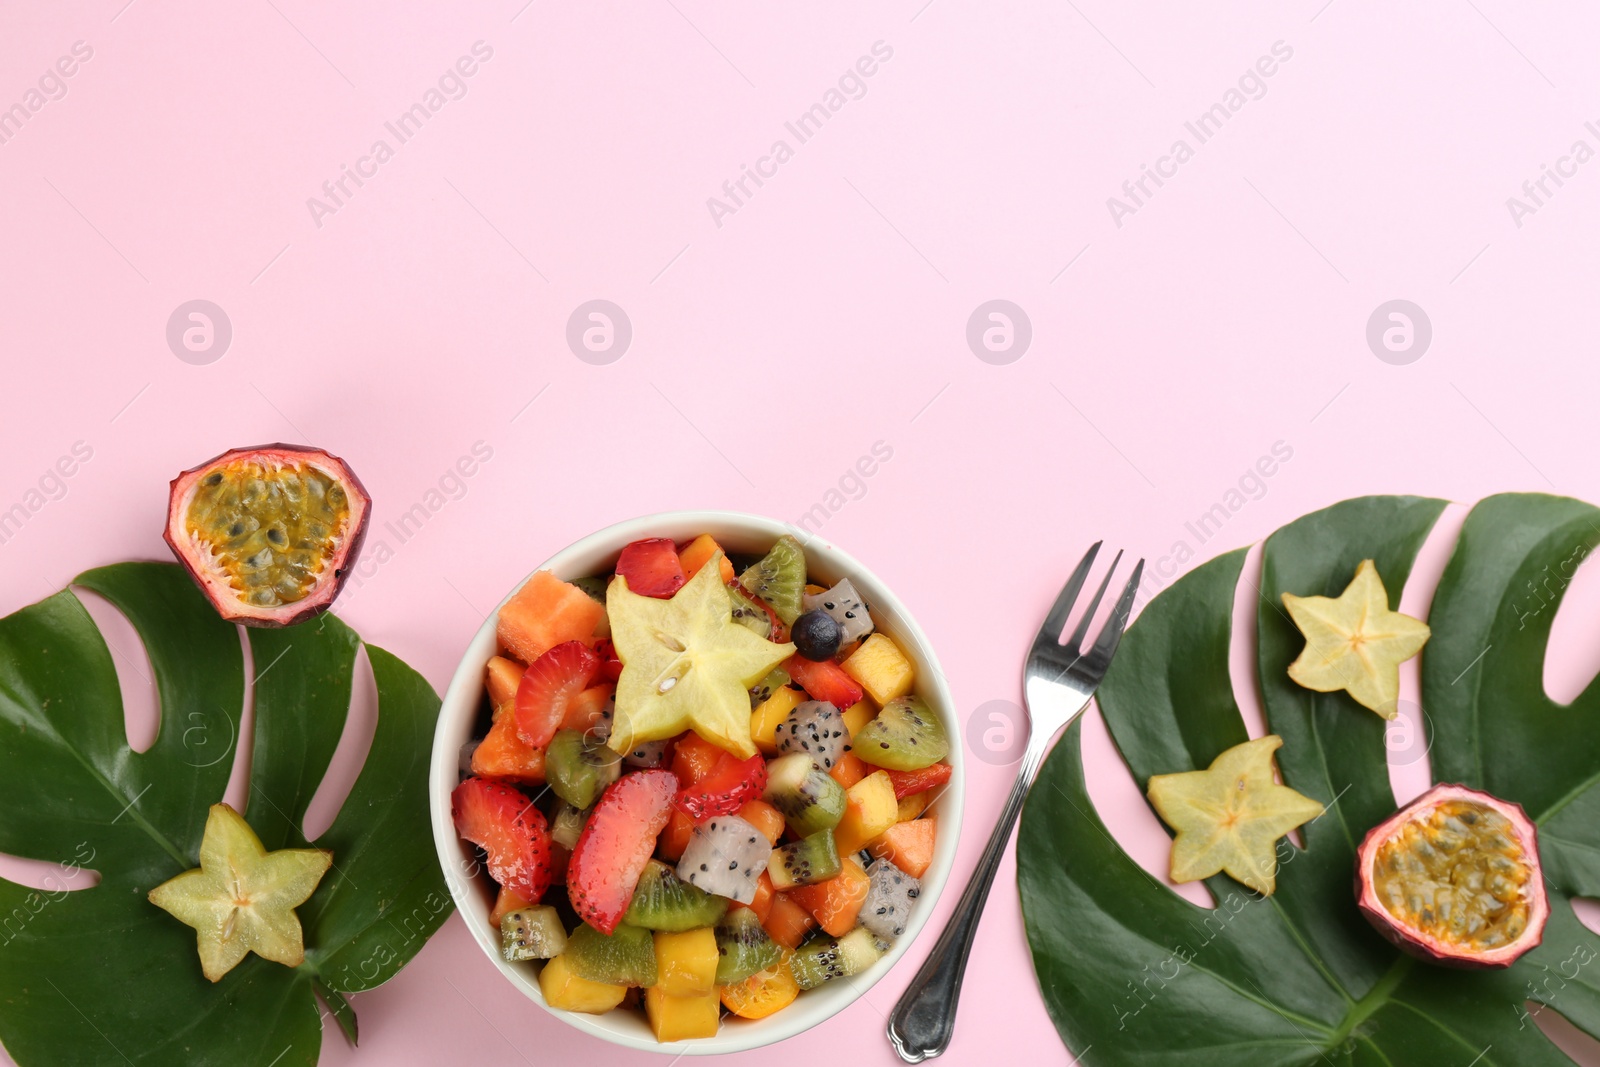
(0, 563, 451, 1067)
(1020, 494, 1600, 1065)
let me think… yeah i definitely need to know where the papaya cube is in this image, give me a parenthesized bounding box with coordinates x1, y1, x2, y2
(834, 771, 899, 854)
(653, 928, 719, 997)
(497, 570, 606, 665)
(644, 984, 721, 1041)
(751, 685, 805, 754)
(490, 886, 532, 929)
(789, 855, 870, 936)
(842, 634, 915, 706)
(540, 954, 628, 1014)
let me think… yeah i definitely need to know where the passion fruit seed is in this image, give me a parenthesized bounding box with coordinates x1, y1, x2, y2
(1372, 800, 1531, 952)
(186, 461, 350, 609)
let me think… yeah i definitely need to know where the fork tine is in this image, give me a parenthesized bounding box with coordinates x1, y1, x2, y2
(1064, 549, 1123, 652)
(1085, 558, 1145, 669)
(1039, 541, 1101, 643)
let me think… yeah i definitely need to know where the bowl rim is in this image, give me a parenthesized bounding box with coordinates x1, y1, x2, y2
(428, 510, 964, 1055)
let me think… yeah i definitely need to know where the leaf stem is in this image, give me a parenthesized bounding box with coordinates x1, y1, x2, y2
(1326, 954, 1413, 1048)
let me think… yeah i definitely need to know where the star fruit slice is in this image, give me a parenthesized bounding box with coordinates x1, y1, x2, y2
(1147, 735, 1324, 896)
(607, 549, 794, 758)
(1281, 558, 1430, 718)
(147, 803, 333, 982)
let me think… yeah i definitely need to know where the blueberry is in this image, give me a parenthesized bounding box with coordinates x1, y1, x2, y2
(791, 610, 842, 661)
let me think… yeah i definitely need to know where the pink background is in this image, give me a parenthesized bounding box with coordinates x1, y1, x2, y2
(6, 0, 1600, 1063)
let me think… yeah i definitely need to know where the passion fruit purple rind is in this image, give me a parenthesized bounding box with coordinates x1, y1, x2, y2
(1355, 782, 1548, 969)
(164, 443, 370, 627)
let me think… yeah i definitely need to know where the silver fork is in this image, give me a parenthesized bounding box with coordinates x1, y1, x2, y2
(886, 543, 1144, 1063)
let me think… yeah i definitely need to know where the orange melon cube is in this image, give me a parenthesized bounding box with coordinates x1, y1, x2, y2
(485, 656, 524, 716)
(678, 534, 736, 583)
(496, 570, 606, 665)
(470, 705, 546, 785)
(868, 818, 936, 879)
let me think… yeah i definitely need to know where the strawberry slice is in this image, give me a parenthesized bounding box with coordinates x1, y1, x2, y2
(515, 640, 600, 748)
(616, 538, 687, 598)
(593, 638, 624, 683)
(676, 751, 768, 820)
(786, 655, 864, 710)
(451, 777, 553, 904)
(885, 762, 953, 800)
(567, 769, 677, 933)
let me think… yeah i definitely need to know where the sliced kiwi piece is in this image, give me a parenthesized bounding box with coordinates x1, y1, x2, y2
(854, 696, 949, 772)
(573, 575, 610, 603)
(738, 535, 806, 625)
(546, 728, 621, 809)
(727, 582, 773, 639)
(550, 802, 590, 851)
(768, 828, 842, 890)
(749, 665, 791, 709)
(763, 752, 847, 837)
(501, 905, 568, 962)
(789, 927, 886, 990)
(564, 922, 657, 987)
(714, 906, 782, 984)
(625, 859, 728, 932)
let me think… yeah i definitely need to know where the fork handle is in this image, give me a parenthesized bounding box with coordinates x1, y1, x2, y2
(886, 746, 1043, 1063)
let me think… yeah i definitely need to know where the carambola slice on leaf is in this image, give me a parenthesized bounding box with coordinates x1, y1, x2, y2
(1146, 735, 1324, 896)
(1281, 557, 1430, 718)
(607, 550, 794, 758)
(147, 803, 332, 982)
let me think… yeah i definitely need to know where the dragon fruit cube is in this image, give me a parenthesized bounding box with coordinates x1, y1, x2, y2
(775, 700, 850, 771)
(677, 814, 771, 904)
(802, 578, 874, 644)
(861, 857, 921, 940)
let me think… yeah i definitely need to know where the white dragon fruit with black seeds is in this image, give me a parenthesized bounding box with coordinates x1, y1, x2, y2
(802, 578, 874, 644)
(676, 814, 771, 904)
(861, 857, 921, 940)
(775, 700, 850, 771)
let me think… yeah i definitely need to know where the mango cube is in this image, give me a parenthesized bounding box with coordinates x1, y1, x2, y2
(834, 770, 900, 854)
(751, 685, 805, 754)
(841, 699, 875, 740)
(645, 984, 721, 1041)
(842, 634, 915, 706)
(539, 954, 628, 1014)
(653, 928, 718, 998)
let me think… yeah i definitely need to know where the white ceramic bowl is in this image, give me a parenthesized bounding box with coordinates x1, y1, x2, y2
(429, 511, 963, 1055)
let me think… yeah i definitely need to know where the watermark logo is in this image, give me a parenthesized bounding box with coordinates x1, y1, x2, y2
(966, 300, 1032, 365)
(1366, 300, 1430, 366)
(566, 300, 632, 365)
(167, 300, 232, 365)
(1379, 699, 1432, 768)
(966, 699, 1028, 766)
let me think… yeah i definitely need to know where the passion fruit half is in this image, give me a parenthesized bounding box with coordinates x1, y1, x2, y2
(1355, 783, 1548, 969)
(164, 444, 370, 627)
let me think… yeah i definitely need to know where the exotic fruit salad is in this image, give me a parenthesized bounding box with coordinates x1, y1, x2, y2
(452, 534, 949, 1041)
(1355, 783, 1549, 969)
(164, 444, 370, 626)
